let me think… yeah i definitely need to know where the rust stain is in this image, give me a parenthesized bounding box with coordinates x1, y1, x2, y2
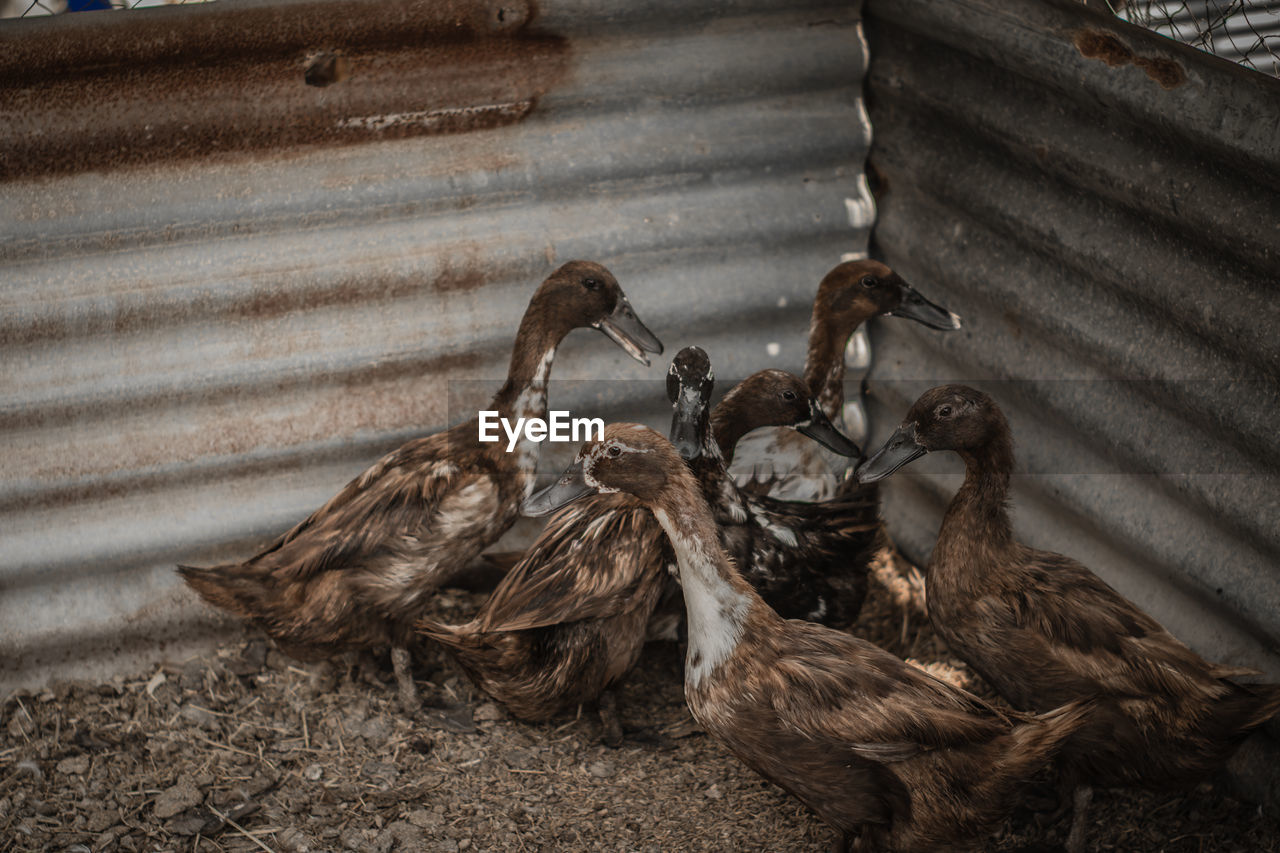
(0, 347, 492, 514)
(0, 238, 531, 348)
(431, 248, 490, 294)
(304, 51, 351, 88)
(0, 0, 572, 180)
(1073, 29, 1187, 90)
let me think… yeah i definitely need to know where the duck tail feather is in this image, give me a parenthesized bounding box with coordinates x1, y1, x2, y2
(175, 562, 264, 613)
(1242, 683, 1280, 731)
(1003, 698, 1092, 775)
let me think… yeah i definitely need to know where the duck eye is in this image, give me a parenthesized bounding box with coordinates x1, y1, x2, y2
(781, 389, 797, 401)
(583, 278, 603, 291)
(860, 275, 877, 289)
(937, 405, 953, 418)
(606, 445, 622, 458)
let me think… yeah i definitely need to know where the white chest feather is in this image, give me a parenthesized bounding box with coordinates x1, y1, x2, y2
(654, 509, 750, 687)
(512, 349, 554, 497)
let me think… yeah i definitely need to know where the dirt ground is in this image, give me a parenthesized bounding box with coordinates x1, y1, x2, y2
(3, 555, 1278, 853)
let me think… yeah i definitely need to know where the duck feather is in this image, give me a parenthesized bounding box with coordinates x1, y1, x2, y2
(555, 423, 1086, 853)
(178, 261, 663, 685)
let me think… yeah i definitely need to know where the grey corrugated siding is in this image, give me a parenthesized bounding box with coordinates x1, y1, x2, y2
(0, 0, 872, 693)
(863, 0, 1280, 675)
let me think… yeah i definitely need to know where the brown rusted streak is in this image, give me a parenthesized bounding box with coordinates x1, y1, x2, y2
(0, 245, 542, 349)
(1133, 56, 1187, 89)
(1073, 29, 1187, 90)
(0, 349, 494, 515)
(304, 52, 351, 88)
(430, 249, 491, 294)
(0, 0, 533, 83)
(0, 0, 570, 180)
(0, 346, 489, 442)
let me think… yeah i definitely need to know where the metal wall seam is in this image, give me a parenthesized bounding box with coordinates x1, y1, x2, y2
(862, 0, 1280, 675)
(0, 0, 873, 692)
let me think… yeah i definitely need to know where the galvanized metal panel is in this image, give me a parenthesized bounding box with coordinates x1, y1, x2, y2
(863, 0, 1280, 675)
(0, 0, 872, 692)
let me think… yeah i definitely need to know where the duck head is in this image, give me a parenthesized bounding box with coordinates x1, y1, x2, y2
(527, 261, 664, 365)
(814, 259, 962, 334)
(705, 369, 862, 463)
(856, 385, 1006, 482)
(523, 423, 679, 515)
(667, 346, 715, 460)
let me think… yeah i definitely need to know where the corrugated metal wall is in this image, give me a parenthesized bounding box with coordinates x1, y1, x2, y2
(863, 0, 1280, 675)
(0, 0, 872, 693)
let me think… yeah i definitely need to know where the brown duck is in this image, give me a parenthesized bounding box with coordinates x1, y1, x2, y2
(417, 346, 862, 741)
(178, 261, 662, 710)
(528, 423, 1089, 852)
(672, 347, 877, 627)
(857, 384, 1280, 851)
(732, 259, 960, 501)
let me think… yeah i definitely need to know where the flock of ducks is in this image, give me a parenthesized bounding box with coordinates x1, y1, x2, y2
(180, 259, 1280, 852)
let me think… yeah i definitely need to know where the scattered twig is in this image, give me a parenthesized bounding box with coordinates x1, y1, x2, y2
(207, 805, 277, 853)
(12, 697, 33, 743)
(188, 733, 277, 771)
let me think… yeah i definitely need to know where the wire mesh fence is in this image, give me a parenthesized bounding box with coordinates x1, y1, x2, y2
(1118, 0, 1280, 76)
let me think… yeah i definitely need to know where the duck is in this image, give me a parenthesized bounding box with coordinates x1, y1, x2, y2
(525, 422, 1090, 852)
(674, 349, 879, 627)
(731, 259, 961, 502)
(177, 261, 663, 711)
(417, 346, 863, 741)
(855, 384, 1280, 852)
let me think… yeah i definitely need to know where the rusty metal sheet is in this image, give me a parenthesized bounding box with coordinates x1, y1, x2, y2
(863, 0, 1280, 676)
(0, 0, 872, 692)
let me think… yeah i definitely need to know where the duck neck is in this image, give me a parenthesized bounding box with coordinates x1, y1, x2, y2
(803, 312, 868, 421)
(935, 431, 1018, 576)
(650, 474, 764, 688)
(710, 394, 750, 467)
(488, 311, 563, 492)
(691, 410, 752, 525)
(490, 310, 563, 423)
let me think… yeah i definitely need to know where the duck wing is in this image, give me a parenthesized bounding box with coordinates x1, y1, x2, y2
(721, 490, 880, 625)
(729, 426, 843, 501)
(249, 426, 487, 582)
(967, 548, 1235, 707)
(475, 492, 670, 633)
(769, 620, 1011, 759)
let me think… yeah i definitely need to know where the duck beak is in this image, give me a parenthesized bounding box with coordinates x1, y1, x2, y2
(856, 423, 927, 483)
(888, 285, 962, 331)
(795, 402, 862, 458)
(594, 295, 664, 366)
(669, 387, 706, 460)
(522, 460, 596, 517)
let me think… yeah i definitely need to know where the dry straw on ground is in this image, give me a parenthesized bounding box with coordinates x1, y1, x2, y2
(3, 553, 1277, 852)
